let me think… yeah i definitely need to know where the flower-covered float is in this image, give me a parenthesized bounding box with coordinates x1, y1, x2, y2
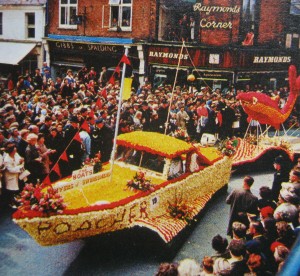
(13, 131, 232, 246)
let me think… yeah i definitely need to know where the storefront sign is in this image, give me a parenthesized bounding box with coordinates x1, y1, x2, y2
(49, 41, 122, 54)
(194, 2, 240, 30)
(253, 56, 292, 63)
(72, 166, 94, 181)
(149, 51, 189, 60)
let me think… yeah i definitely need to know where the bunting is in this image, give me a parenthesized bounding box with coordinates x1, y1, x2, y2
(53, 164, 61, 177)
(81, 120, 90, 133)
(109, 75, 115, 85)
(42, 175, 51, 186)
(115, 66, 121, 76)
(101, 88, 107, 99)
(73, 132, 82, 143)
(121, 54, 131, 65)
(60, 151, 68, 162)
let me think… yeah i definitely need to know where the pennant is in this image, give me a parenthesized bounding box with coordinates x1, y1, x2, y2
(96, 97, 103, 108)
(53, 164, 61, 177)
(123, 78, 133, 100)
(101, 88, 107, 99)
(74, 132, 82, 143)
(121, 54, 131, 65)
(109, 75, 115, 85)
(81, 120, 90, 133)
(42, 175, 51, 186)
(60, 151, 68, 162)
(115, 66, 121, 76)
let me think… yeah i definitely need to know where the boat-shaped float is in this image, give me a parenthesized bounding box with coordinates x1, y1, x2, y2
(13, 131, 232, 246)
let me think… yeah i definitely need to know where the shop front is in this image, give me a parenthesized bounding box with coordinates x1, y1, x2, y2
(147, 44, 234, 90)
(47, 35, 142, 84)
(235, 49, 298, 90)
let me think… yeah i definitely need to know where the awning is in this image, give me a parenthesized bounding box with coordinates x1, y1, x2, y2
(0, 42, 36, 65)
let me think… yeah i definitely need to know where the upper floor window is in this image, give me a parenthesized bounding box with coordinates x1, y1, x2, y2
(26, 13, 35, 38)
(109, 0, 132, 31)
(60, 0, 78, 28)
(0, 13, 2, 35)
(240, 0, 258, 45)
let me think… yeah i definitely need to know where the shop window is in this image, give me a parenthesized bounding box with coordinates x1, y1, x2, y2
(240, 0, 258, 45)
(59, 0, 78, 28)
(26, 13, 35, 38)
(109, 0, 132, 31)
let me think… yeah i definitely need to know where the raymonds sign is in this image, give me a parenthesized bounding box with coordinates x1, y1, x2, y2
(193, 2, 240, 30)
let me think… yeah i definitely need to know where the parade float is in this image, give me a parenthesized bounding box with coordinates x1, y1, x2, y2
(232, 64, 300, 167)
(13, 131, 232, 246)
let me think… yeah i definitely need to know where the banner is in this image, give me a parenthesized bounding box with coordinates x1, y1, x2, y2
(123, 78, 133, 100)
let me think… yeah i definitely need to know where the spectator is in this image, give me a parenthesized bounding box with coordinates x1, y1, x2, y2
(272, 155, 290, 201)
(155, 262, 178, 276)
(177, 258, 201, 276)
(226, 176, 258, 236)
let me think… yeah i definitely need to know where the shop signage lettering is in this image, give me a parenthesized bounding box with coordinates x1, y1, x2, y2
(149, 51, 188, 60)
(193, 3, 240, 30)
(193, 3, 240, 15)
(200, 18, 232, 29)
(87, 45, 117, 52)
(253, 56, 291, 63)
(52, 41, 121, 53)
(55, 42, 75, 49)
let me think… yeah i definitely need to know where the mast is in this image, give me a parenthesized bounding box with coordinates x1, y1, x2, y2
(164, 40, 186, 135)
(109, 45, 130, 182)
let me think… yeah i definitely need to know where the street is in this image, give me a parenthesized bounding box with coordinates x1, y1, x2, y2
(0, 169, 275, 276)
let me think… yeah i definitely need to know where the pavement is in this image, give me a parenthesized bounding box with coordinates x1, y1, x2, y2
(0, 168, 277, 276)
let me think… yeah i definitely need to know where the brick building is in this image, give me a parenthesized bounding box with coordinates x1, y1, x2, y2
(45, 0, 300, 91)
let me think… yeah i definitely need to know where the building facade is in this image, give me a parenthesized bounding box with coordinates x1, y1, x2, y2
(45, 0, 300, 91)
(0, 0, 48, 80)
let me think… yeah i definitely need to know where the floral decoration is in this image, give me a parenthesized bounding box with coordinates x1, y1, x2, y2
(15, 183, 66, 215)
(117, 131, 193, 158)
(127, 171, 154, 192)
(171, 128, 190, 142)
(217, 138, 237, 157)
(167, 192, 195, 224)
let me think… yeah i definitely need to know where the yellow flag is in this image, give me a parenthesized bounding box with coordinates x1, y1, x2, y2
(123, 78, 133, 100)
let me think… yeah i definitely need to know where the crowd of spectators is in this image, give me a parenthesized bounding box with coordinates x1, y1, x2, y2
(0, 64, 299, 226)
(155, 158, 300, 275)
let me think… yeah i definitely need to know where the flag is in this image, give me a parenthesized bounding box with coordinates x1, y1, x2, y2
(53, 164, 61, 177)
(123, 78, 133, 100)
(42, 175, 51, 186)
(74, 132, 82, 143)
(109, 75, 115, 85)
(60, 151, 68, 162)
(121, 54, 131, 65)
(96, 97, 103, 108)
(81, 120, 90, 133)
(101, 88, 107, 99)
(115, 66, 121, 76)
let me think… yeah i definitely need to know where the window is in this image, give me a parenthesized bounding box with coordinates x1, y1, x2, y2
(109, 0, 132, 30)
(240, 0, 258, 44)
(0, 13, 2, 35)
(26, 13, 35, 38)
(59, 0, 78, 28)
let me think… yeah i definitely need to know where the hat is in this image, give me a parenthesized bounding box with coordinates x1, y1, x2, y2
(270, 241, 285, 253)
(95, 118, 104, 124)
(279, 184, 300, 204)
(274, 155, 284, 165)
(245, 240, 261, 254)
(141, 101, 148, 106)
(260, 206, 274, 219)
(206, 100, 212, 106)
(70, 116, 79, 123)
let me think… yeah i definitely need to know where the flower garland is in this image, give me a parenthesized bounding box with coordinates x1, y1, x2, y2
(127, 171, 154, 192)
(15, 183, 66, 216)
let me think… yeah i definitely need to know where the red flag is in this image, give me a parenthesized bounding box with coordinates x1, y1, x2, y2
(115, 66, 121, 76)
(74, 132, 81, 143)
(53, 164, 61, 177)
(109, 75, 115, 85)
(81, 120, 90, 133)
(42, 175, 51, 186)
(101, 88, 107, 99)
(121, 55, 131, 65)
(60, 151, 68, 162)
